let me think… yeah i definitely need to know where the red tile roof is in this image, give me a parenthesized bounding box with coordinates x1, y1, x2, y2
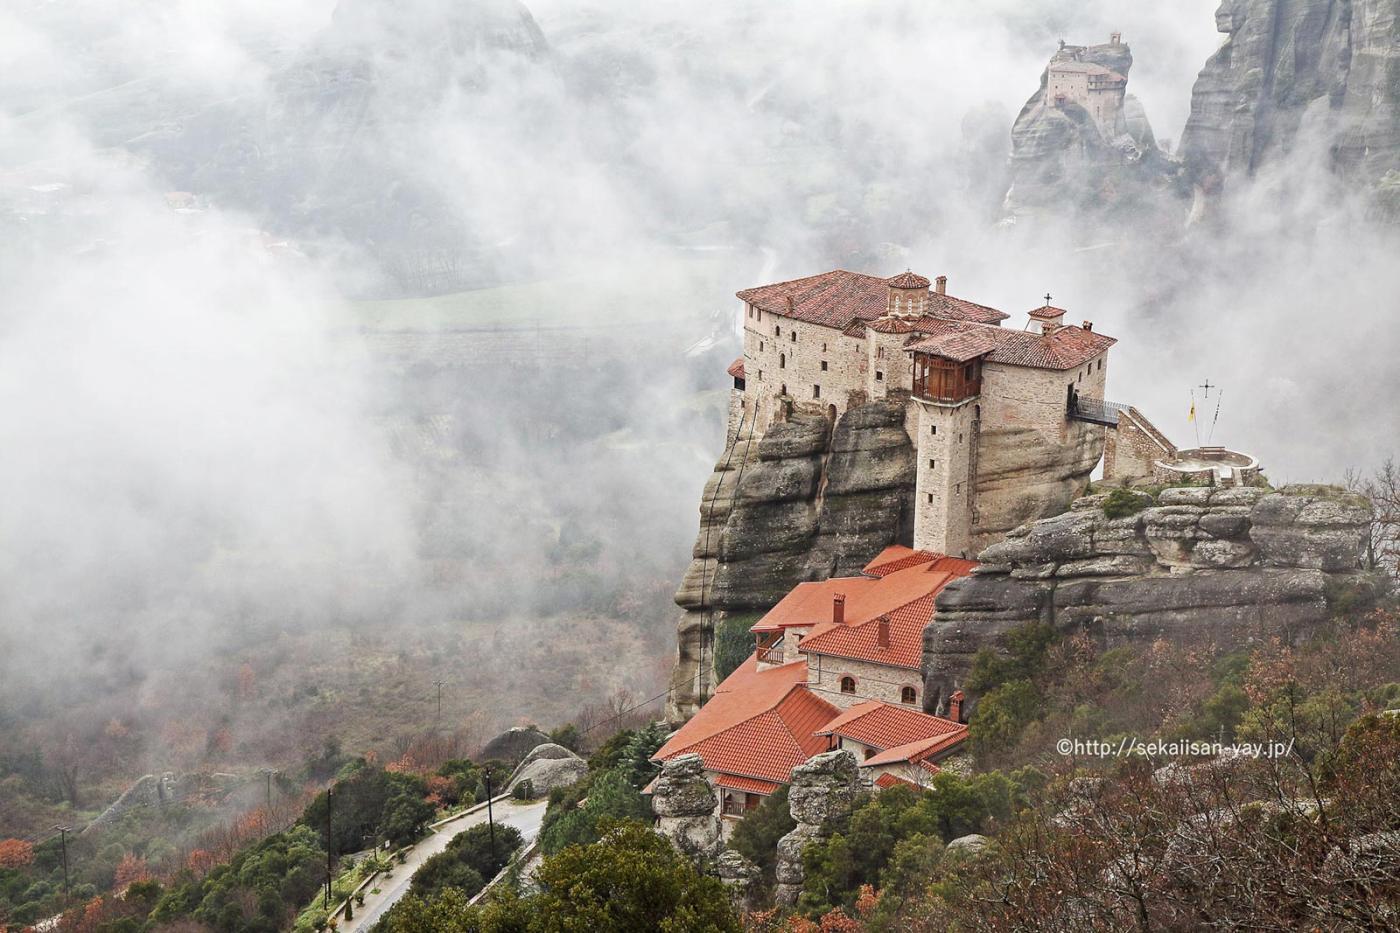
(904, 316, 1115, 371)
(716, 774, 780, 795)
(905, 329, 1001, 363)
(819, 702, 968, 761)
(653, 657, 838, 784)
(874, 772, 925, 790)
(751, 577, 879, 633)
(863, 547, 978, 579)
(1028, 304, 1068, 320)
(796, 559, 976, 669)
(737, 270, 1009, 331)
(727, 357, 745, 379)
(887, 271, 931, 289)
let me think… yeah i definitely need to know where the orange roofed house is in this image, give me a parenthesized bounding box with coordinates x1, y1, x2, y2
(652, 547, 975, 828)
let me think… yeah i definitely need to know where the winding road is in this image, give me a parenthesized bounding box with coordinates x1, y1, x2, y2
(342, 796, 549, 932)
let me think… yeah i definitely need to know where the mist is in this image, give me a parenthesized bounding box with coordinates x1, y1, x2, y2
(1, 0, 1395, 771)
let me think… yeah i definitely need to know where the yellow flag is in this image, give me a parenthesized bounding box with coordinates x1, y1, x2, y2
(1188, 399, 1196, 422)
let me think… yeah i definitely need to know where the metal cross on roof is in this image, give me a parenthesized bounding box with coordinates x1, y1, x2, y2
(1044, 293, 1053, 306)
(1199, 378, 1216, 397)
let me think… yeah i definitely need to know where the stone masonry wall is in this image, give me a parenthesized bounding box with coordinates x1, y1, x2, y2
(806, 653, 924, 711)
(923, 485, 1373, 717)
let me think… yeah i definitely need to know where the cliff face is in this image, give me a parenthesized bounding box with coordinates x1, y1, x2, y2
(924, 485, 1373, 717)
(667, 401, 915, 722)
(1181, 0, 1400, 216)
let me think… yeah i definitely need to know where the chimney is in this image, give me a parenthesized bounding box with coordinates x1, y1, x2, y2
(948, 689, 965, 723)
(1041, 320, 1059, 336)
(832, 594, 845, 625)
(1082, 320, 1093, 332)
(876, 616, 890, 648)
(935, 275, 947, 295)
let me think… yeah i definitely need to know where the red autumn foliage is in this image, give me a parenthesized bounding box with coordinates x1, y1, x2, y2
(0, 837, 34, 868)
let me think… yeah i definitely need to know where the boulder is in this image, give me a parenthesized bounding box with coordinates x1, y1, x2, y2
(480, 726, 553, 765)
(506, 744, 587, 797)
(945, 833, 990, 855)
(715, 850, 762, 912)
(773, 750, 860, 905)
(650, 754, 723, 862)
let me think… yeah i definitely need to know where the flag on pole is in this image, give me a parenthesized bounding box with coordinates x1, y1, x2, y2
(1188, 399, 1196, 422)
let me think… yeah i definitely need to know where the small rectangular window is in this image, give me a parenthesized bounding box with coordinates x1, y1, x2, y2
(877, 347, 885, 360)
(813, 385, 821, 399)
(758, 370, 763, 381)
(775, 325, 781, 336)
(791, 332, 797, 342)
(759, 341, 764, 351)
(876, 371, 884, 381)
(956, 483, 962, 494)
(927, 493, 933, 504)
(820, 360, 828, 371)
(929, 459, 936, 469)
(930, 425, 938, 435)
(821, 342, 827, 352)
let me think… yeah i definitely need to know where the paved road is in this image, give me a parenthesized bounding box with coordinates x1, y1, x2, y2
(344, 797, 548, 932)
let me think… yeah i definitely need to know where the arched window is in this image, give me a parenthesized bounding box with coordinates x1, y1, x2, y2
(839, 676, 856, 694)
(779, 353, 785, 369)
(901, 686, 917, 705)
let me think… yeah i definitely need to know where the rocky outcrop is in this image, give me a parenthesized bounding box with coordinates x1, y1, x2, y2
(1182, 0, 1400, 218)
(84, 771, 243, 834)
(1003, 37, 1179, 225)
(925, 485, 1372, 715)
(651, 753, 722, 861)
(480, 726, 553, 765)
(715, 850, 762, 913)
(971, 421, 1107, 552)
(505, 743, 587, 796)
(668, 402, 915, 722)
(774, 750, 861, 906)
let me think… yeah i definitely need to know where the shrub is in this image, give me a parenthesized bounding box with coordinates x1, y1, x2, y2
(512, 779, 534, 801)
(728, 785, 794, 891)
(1101, 487, 1153, 519)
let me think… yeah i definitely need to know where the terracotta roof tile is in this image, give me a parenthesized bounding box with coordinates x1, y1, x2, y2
(886, 271, 931, 289)
(819, 701, 967, 757)
(797, 558, 975, 668)
(874, 772, 924, 790)
(653, 657, 837, 784)
(737, 270, 1009, 331)
(727, 357, 745, 379)
(1028, 304, 1069, 320)
(904, 316, 1116, 371)
(751, 577, 879, 633)
(905, 329, 1001, 363)
(716, 774, 781, 795)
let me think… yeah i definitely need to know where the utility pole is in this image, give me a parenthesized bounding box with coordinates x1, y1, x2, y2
(55, 826, 70, 893)
(432, 680, 446, 728)
(324, 789, 333, 908)
(484, 772, 496, 865)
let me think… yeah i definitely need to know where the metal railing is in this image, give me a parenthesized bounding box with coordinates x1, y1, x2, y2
(1068, 395, 1128, 426)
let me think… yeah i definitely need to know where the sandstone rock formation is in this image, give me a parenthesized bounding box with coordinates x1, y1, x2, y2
(651, 753, 722, 861)
(715, 850, 762, 913)
(480, 726, 553, 765)
(505, 743, 587, 796)
(1181, 0, 1400, 219)
(668, 402, 916, 722)
(1003, 36, 1178, 224)
(85, 771, 243, 834)
(774, 750, 861, 906)
(925, 485, 1372, 716)
(945, 833, 991, 856)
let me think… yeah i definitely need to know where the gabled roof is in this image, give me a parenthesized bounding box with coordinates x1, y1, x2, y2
(751, 577, 879, 633)
(727, 357, 745, 379)
(903, 316, 1115, 371)
(819, 701, 968, 760)
(862, 546, 978, 579)
(905, 329, 1001, 363)
(652, 657, 838, 784)
(796, 558, 976, 669)
(716, 774, 780, 795)
(736, 270, 1009, 331)
(874, 771, 926, 790)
